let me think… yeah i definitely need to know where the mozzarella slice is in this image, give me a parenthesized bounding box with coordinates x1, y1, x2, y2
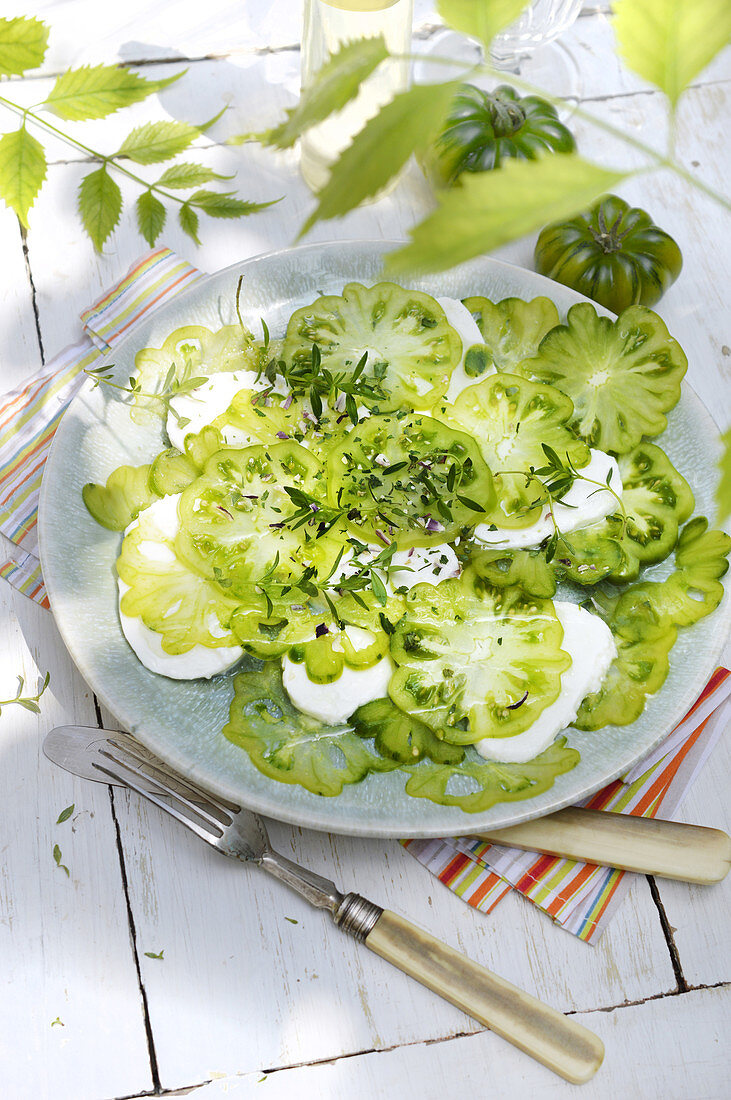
(166, 370, 282, 451)
(389, 543, 461, 590)
(118, 579, 243, 679)
(281, 650, 394, 725)
(474, 449, 622, 550)
(474, 602, 616, 763)
(437, 296, 491, 403)
(118, 495, 243, 679)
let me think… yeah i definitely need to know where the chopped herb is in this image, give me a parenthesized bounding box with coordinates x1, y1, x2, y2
(53, 844, 70, 877)
(144, 949, 165, 959)
(284, 917, 299, 925)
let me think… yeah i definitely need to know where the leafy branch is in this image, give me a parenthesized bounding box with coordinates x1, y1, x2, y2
(85, 358, 209, 427)
(0, 16, 278, 250)
(239, 0, 730, 274)
(0, 670, 50, 716)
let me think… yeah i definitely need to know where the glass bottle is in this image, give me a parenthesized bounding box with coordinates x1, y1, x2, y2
(300, 0, 414, 192)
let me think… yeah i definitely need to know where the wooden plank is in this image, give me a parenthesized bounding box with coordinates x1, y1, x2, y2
(122, 985, 731, 1099)
(0, 588, 153, 1100)
(653, 727, 731, 988)
(109, 781, 673, 1091)
(0, 207, 44, 389)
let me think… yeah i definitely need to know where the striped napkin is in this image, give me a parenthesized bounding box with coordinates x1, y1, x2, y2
(1, 247, 728, 941)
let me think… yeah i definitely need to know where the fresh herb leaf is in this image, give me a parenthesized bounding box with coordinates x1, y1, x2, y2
(613, 0, 731, 108)
(135, 189, 166, 247)
(115, 119, 202, 165)
(56, 804, 74, 824)
(0, 15, 49, 77)
(156, 162, 233, 189)
(50, 1017, 64, 1027)
(284, 917, 299, 925)
(437, 0, 531, 48)
(256, 37, 389, 150)
(300, 80, 461, 236)
(178, 202, 201, 245)
(78, 166, 122, 251)
(44, 65, 182, 122)
(52, 844, 70, 877)
(144, 949, 165, 959)
(0, 671, 50, 718)
(0, 126, 46, 226)
(387, 155, 625, 276)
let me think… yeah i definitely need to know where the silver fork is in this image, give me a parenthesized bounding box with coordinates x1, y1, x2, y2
(44, 724, 604, 1084)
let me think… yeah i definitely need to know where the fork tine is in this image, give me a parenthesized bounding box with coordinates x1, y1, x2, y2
(93, 756, 225, 841)
(105, 737, 239, 825)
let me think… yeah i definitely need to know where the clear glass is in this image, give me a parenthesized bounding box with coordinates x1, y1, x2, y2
(300, 0, 414, 192)
(491, 0, 585, 64)
(489, 0, 585, 106)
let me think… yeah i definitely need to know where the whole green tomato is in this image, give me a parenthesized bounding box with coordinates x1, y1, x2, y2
(534, 194, 682, 314)
(422, 83, 576, 188)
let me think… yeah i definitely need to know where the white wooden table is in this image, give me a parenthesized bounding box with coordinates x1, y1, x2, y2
(1, 4, 729, 1097)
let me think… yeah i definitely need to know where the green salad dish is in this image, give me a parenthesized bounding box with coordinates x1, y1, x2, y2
(39, 242, 730, 837)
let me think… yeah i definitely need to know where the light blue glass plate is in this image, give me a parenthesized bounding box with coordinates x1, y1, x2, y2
(39, 241, 730, 837)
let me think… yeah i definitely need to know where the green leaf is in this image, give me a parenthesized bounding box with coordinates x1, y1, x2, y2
(0, 16, 49, 77)
(258, 36, 389, 150)
(437, 0, 531, 48)
(612, 0, 731, 107)
(144, 949, 165, 959)
(178, 202, 201, 244)
(56, 804, 75, 824)
(77, 166, 123, 251)
(0, 127, 47, 227)
(301, 80, 461, 236)
(52, 844, 70, 877)
(44, 64, 182, 121)
(717, 427, 731, 524)
(156, 162, 232, 189)
(136, 190, 166, 247)
(115, 120, 201, 164)
(386, 154, 625, 276)
(188, 190, 278, 217)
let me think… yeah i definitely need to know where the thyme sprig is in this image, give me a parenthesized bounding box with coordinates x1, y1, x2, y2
(85, 359, 209, 428)
(0, 672, 50, 717)
(259, 342, 389, 426)
(502, 444, 628, 562)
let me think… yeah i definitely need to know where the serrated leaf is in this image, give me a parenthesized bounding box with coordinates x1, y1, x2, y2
(301, 80, 461, 236)
(45, 64, 182, 121)
(717, 427, 731, 524)
(612, 0, 731, 107)
(188, 190, 278, 217)
(437, 0, 531, 48)
(116, 120, 200, 164)
(259, 36, 389, 149)
(136, 190, 166, 247)
(78, 166, 122, 251)
(386, 154, 625, 276)
(0, 15, 49, 76)
(178, 202, 201, 245)
(156, 162, 232, 189)
(0, 127, 47, 226)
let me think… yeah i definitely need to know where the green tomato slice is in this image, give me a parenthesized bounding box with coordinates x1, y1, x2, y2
(467, 547, 557, 598)
(518, 303, 687, 453)
(574, 594, 677, 731)
(132, 324, 263, 423)
(388, 578, 570, 742)
(403, 737, 579, 813)
(222, 661, 398, 796)
(83, 463, 158, 531)
(282, 282, 461, 409)
(327, 412, 495, 547)
(617, 518, 731, 629)
(462, 295, 560, 374)
(443, 373, 589, 527)
(176, 442, 338, 599)
(288, 626, 389, 684)
(117, 498, 241, 653)
(608, 442, 694, 565)
(351, 698, 465, 765)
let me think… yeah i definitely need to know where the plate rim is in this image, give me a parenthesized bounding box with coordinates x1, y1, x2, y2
(38, 239, 731, 837)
